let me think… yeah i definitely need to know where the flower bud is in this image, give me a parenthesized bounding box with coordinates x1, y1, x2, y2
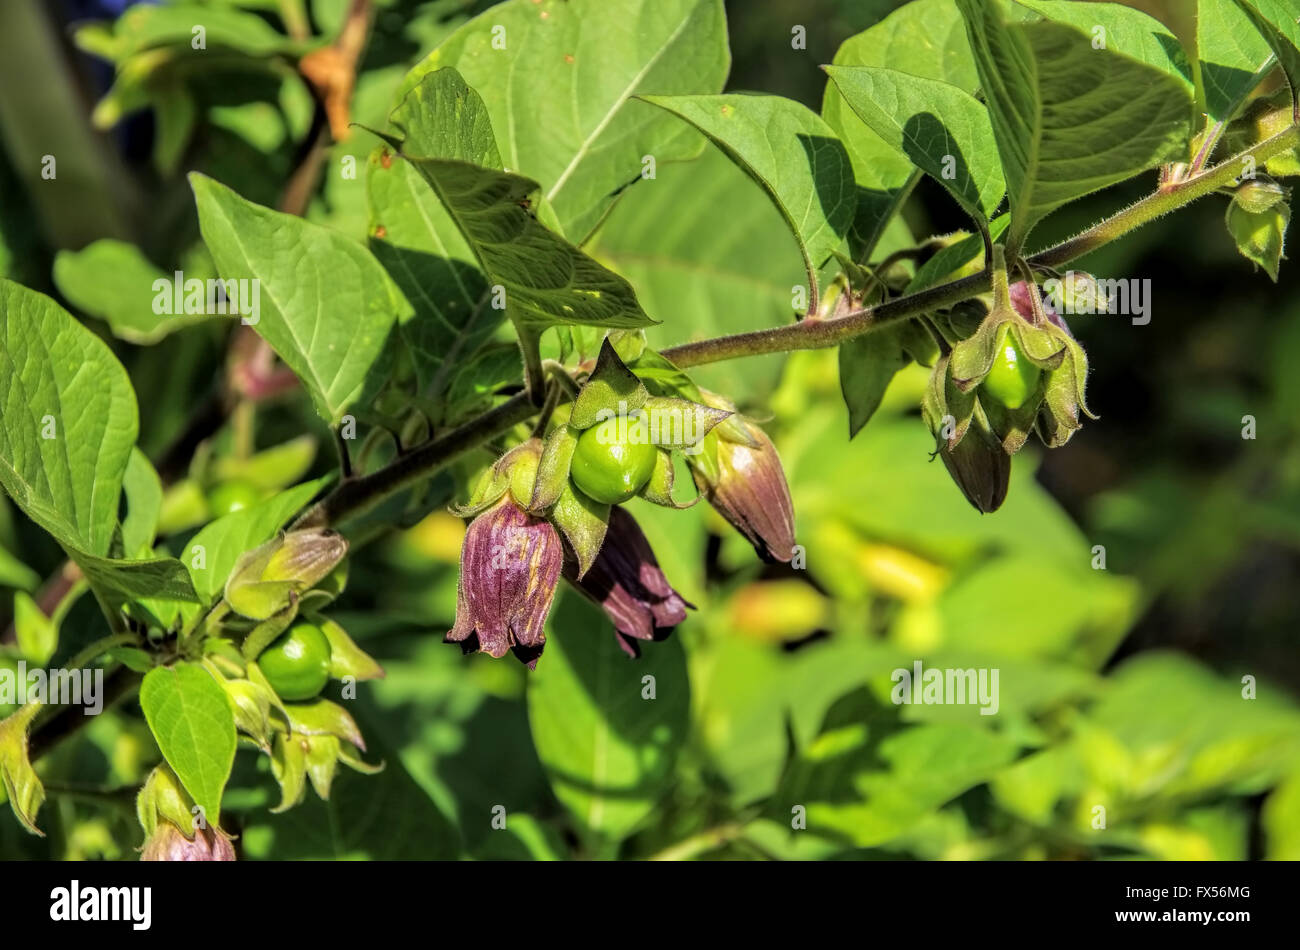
(446, 494, 563, 668)
(565, 507, 692, 657)
(137, 764, 235, 861)
(923, 357, 1009, 513)
(688, 393, 795, 563)
(225, 528, 348, 620)
(1233, 177, 1287, 215)
(141, 822, 236, 862)
(936, 404, 1010, 514)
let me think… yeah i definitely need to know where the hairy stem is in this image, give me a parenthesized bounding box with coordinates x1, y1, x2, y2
(662, 123, 1300, 368)
(297, 392, 537, 527)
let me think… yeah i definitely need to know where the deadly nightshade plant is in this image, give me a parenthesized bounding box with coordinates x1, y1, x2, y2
(2, 0, 1299, 862)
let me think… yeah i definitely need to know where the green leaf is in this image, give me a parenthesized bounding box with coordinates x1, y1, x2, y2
(12, 592, 56, 666)
(139, 663, 237, 828)
(121, 448, 162, 557)
(839, 328, 912, 439)
(0, 542, 38, 592)
(76, 552, 199, 605)
(935, 553, 1138, 660)
(956, 0, 1193, 252)
(1086, 652, 1300, 799)
(825, 66, 1005, 221)
(0, 280, 136, 557)
(1232, 0, 1300, 116)
(591, 146, 804, 404)
(694, 636, 906, 805)
(527, 592, 689, 844)
(1198, 0, 1276, 125)
(0, 702, 44, 835)
(1226, 192, 1290, 280)
(821, 0, 981, 257)
(209, 435, 317, 493)
(1264, 769, 1300, 858)
(640, 94, 855, 312)
(52, 240, 214, 344)
(381, 70, 653, 334)
(1015, 1, 1195, 93)
(191, 174, 410, 422)
(82, 2, 294, 62)
(185, 477, 330, 604)
(367, 153, 496, 398)
(366, 60, 501, 398)
(772, 691, 1019, 849)
(399, 0, 729, 240)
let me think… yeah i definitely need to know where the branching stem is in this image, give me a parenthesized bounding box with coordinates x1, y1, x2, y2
(303, 123, 1300, 527)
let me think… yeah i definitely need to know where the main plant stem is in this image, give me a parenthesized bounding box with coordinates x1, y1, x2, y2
(308, 123, 1300, 527)
(663, 124, 1300, 368)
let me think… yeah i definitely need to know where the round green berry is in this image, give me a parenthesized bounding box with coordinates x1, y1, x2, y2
(982, 325, 1040, 410)
(569, 422, 657, 505)
(258, 622, 332, 701)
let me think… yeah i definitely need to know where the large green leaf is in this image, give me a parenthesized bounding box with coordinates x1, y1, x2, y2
(184, 477, 330, 604)
(53, 240, 214, 344)
(1232, 0, 1300, 115)
(77, 553, 198, 605)
(640, 94, 855, 312)
(140, 663, 237, 828)
(382, 71, 653, 334)
(1015, 0, 1195, 93)
(0, 280, 136, 557)
(1198, 0, 1276, 125)
(956, 0, 1193, 253)
(822, 0, 981, 257)
(825, 65, 1004, 221)
(399, 0, 729, 240)
(191, 174, 410, 422)
(527, 592, 689, 844)
(591, 146, 805, 404)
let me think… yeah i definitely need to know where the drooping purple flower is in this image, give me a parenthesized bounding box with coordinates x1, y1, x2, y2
(565, 506, 691, 657)
(141, 823, 236, 862)
(446, 497, 563, 668)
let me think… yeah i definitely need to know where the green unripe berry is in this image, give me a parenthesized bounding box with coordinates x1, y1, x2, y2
(207, 479, 261, 517)
(258, 622, 332, 701)
(982, 325, 1040, 410)
(569, 421, 657, 505)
